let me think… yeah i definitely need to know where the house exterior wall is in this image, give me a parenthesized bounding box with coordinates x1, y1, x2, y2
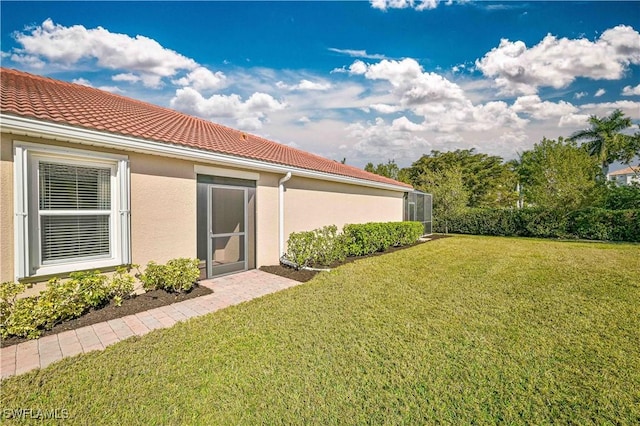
(0, 132, 407, 283)
(255, 173, 280, 267)
(1, 134, 14, 283)
(129, 153, 196, 267)
(282, 175, 404, 242)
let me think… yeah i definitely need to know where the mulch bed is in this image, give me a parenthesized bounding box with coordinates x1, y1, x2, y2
(1, 284, 212, 348)
(260, 234, 450, 283)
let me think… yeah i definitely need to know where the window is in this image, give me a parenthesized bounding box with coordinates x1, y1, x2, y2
(14, 143, 130, 279)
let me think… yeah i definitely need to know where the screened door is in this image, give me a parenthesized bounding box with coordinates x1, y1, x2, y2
(208, 185, 248, 277)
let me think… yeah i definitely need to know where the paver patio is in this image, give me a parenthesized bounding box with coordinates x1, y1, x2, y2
(0, 270, 300, 380)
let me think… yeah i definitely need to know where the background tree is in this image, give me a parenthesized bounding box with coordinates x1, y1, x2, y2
(416, 167, 468, 233)
(517, 137, 603, 212)
(364, 159, 402, 181)
(405, 149, 517, 208)
(603, 182, 640, 210)
(568, 109, 634, 174)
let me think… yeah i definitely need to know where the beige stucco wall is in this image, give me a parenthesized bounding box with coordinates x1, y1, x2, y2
(0, 131, 407, 282)
(129, 152, 196, 267)
(255, 173, 280, 267)
(0, 134, 14, 282)
(282, 175, 405, 248)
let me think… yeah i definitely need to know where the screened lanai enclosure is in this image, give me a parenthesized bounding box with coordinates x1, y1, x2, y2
(404, 191, 432, 235)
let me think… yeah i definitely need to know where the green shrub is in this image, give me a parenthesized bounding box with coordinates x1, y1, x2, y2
(286, 225, 347, 268)
(0, 281, 28, 338)
(437, 207, 640, 242)
(3, 297, 43, 339)
(139, 258, 200, 293)
(286, 222, 422, 268)
(73, 270, 111, 308)
(569, 208, 640, 242)
(313, 225, 348, 266)
(343, 222, 424, 256)
(109, 266, 137, 306)
(0, 268, 138, 339)
(603, 183, 640, 210)
(286, 230, 317, 267)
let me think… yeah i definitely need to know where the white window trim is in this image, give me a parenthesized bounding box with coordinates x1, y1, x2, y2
(13, 142, 130, 280)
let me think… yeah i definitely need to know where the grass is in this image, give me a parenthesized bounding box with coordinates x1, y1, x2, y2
(1, 235, 639, 424)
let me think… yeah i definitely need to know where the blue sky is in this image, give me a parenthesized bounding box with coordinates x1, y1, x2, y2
(1, 1, 639, 168)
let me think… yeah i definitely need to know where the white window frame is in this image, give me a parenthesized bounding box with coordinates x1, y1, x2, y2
(14, 142, 130, 279)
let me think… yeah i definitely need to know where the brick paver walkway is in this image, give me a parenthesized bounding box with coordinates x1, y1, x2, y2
(0, 270, 300, 380)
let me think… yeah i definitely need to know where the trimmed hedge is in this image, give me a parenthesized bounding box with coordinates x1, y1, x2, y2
(343, 222, 425, 256)
(568, 208, 640, 242)
(436, 207, 639, 242)
(285, 221, 425, 268)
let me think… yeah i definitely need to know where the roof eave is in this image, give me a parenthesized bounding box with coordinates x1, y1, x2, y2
(0, 113, 412, 192)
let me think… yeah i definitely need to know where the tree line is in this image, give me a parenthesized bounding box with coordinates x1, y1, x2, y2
(364, 109, 640, 238)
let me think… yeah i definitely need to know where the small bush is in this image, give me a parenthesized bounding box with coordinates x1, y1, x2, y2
(343, 222, 424, 256)
(0, 268, 138, 339)
(139, 258, 200, 293)
(286, 226, 347, 268)
(109, 266, 137, 306)
(286, 230, 317, 267)
(3, 297, 43, 339)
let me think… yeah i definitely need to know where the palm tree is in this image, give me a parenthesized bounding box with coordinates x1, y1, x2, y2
(569, 109, 632, 175)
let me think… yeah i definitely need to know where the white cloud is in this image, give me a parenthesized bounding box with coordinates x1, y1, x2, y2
(468, 101, 528, 132)
(112, 73, 141, 83)
(476, 25, 640, 95)
(170, 87, 286, 130)
(370, 0, 439, 11)
(328, 48, 387, 60)
(512, 95, 578, 120)
(71, 77, 122, 93)
(347, 117, 432, 161)
(9, 18, 227, 90)
(574, 91, 587, 99)
(276, 79, 332, 91)
(391, 116, 425, 132)
(369, 103, 402, 114)
(594, 88, 606, 97)
(622, 84, 640, 96)
(579, 100, 640, 120)
(559, 113, 590, 127)
(172, 66, 226, 92)
(350, 58, 467, 109)
(72, 78, 93, 87)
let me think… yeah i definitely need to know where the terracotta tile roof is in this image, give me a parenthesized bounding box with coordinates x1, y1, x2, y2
(1, 68, 411, 189)
(608, 166, 639, 176)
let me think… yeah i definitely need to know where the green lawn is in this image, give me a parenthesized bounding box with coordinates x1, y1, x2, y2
(2, 235, 639, 424)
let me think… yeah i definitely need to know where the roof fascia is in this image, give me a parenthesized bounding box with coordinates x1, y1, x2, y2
(0, 114, 411, 192)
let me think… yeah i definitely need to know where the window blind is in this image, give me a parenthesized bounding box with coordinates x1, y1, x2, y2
(38, 162, 112, 262)
(39, 162, 110, 210)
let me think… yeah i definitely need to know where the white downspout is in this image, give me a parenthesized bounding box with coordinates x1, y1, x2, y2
(278, 172, 292, 259)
